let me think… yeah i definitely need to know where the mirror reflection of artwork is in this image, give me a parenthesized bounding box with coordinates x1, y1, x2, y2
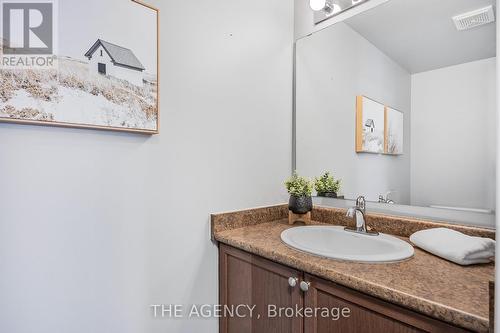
(385, 107, 404, 155)
(356, 96, 384, 153)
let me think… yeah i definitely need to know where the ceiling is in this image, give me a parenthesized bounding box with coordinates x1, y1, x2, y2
(345, 0, 497, 73)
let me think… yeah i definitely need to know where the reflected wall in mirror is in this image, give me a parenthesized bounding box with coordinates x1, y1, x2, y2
(295, 0, 496, 216)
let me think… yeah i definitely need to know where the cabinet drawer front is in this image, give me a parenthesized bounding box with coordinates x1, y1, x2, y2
(303, 274, 469, 333)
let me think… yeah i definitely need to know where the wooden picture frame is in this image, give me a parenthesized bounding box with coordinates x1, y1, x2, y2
(356, 95, 385, 154)
(356, 96, 404, 155)
(0, 0, 160, 135)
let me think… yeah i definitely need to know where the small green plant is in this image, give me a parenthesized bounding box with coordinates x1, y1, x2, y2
(314, 171, 341, 194)
(285, 171, 313, 197)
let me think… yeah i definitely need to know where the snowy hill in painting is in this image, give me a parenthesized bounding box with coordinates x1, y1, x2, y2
(0, 56, 158, 130)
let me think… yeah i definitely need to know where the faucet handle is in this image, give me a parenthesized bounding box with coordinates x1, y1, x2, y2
(355, 196, 366, 210)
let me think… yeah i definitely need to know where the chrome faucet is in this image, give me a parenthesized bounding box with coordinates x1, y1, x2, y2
(345, 196, 379, 236)
(378, 192, 395, 204)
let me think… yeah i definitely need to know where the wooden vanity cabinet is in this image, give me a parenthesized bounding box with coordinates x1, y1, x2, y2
(219, 244, 469, 333)
(219, 244, 304, 333)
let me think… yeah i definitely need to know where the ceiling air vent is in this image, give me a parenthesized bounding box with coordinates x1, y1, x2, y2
(452, 5, 495, 31)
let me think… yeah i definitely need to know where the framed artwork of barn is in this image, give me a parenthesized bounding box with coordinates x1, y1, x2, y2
(355, 95, 405, 155)
(355, 95, 385, 153)
(0, 0, 159, 134)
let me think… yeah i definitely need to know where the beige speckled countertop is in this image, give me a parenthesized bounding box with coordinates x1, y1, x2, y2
(211, 205, 495, 332)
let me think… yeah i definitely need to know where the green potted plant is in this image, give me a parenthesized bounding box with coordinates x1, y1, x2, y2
(314, 171, 341, 198)
(285, 171, 313, 214)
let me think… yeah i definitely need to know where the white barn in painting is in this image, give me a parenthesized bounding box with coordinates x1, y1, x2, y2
(364, 119, 375, 133)
(84, 39, 145, 87)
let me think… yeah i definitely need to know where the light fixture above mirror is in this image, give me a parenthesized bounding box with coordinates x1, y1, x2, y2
(309, 0, 369, 20)
(309, 0, 328, 11)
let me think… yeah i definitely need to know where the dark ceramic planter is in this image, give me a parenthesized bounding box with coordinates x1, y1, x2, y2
(317, 192, 338, 198)
(288, 195, 313, 214)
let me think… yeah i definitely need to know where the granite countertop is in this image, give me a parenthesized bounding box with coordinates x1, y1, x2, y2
(211, 205, 495, 332)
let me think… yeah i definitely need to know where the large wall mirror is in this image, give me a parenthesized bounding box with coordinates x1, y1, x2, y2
(295, 0, 496, 227)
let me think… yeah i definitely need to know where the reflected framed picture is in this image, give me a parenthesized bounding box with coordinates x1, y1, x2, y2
(355, 95, 385, 153)
(385, 107, 404, 155)
(0, 0, 159, 134)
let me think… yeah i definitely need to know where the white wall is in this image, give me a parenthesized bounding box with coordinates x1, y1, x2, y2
(296, 22, 411, 203)
(411, 58, 497, 211)
(0, 1, 293, 333)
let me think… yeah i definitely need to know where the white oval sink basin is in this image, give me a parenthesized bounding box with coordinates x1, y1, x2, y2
(281, 226, 414, 263)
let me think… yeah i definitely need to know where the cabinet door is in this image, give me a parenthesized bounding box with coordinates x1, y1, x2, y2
(219, 244, 303, 333)
(303, 274, 468, 333)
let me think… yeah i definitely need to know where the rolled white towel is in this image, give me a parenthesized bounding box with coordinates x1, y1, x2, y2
(409, 228, 495, 266)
